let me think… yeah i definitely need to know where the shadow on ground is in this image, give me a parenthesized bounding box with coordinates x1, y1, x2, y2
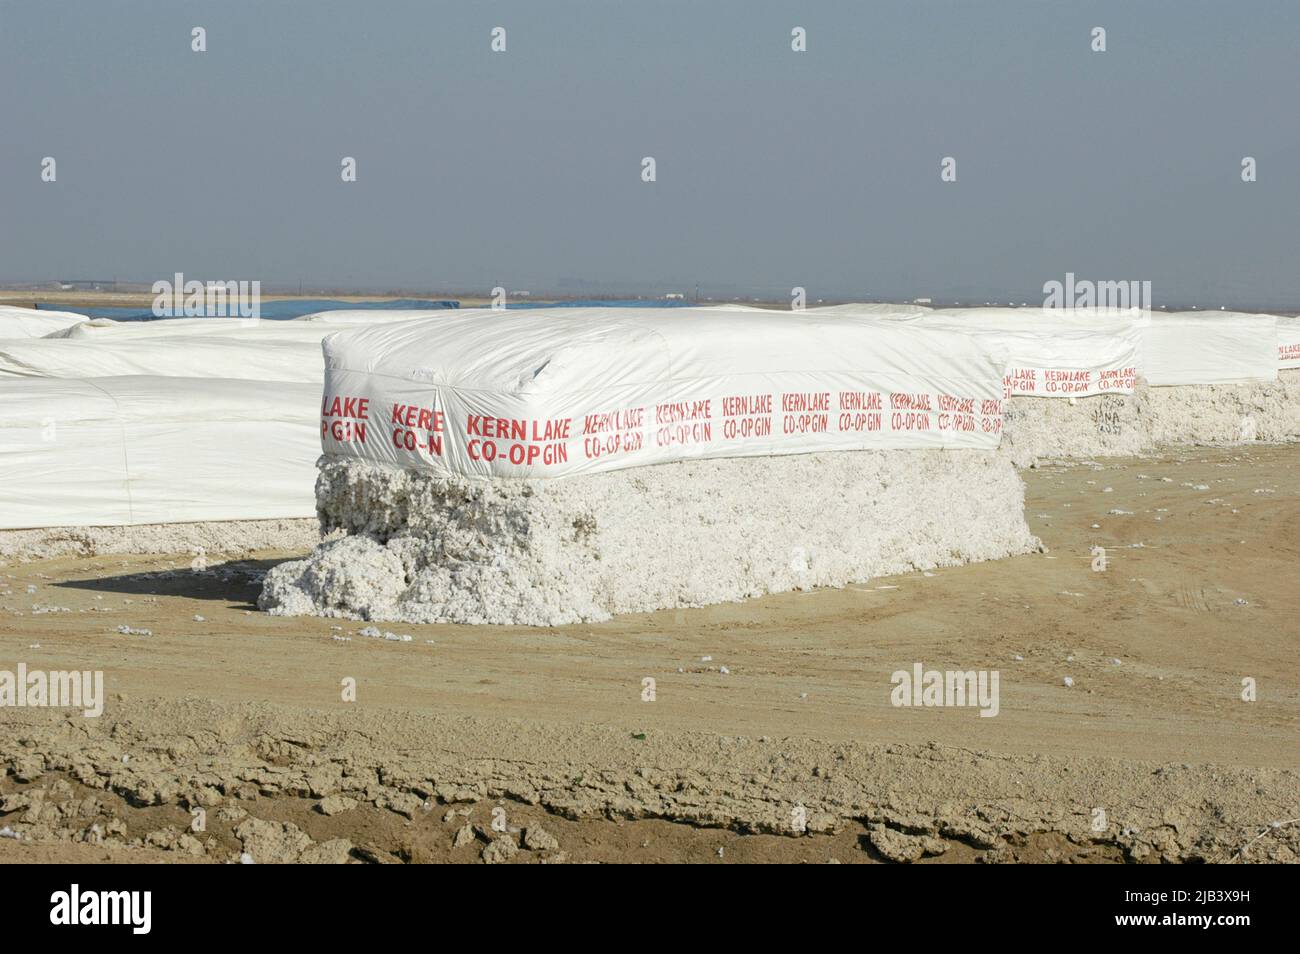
(53, 558, 288, 608)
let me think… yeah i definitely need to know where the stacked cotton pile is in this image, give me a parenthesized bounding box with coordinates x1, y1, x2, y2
(0, 312, 352, 558)
(260, 307, 1039, 624)
(824, 306, 1300, 465)
(262, 451, 1037, 626)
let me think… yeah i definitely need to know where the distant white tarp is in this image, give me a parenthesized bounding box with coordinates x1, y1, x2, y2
(840, 308, 1142, 398)
(44, 317, 262, 339)
(806, 302, 933, 318)
(0, 305, 90, 339)
(295, 309, 464, 324)
(0, 376, 319, 529)
(0, 334, 326, 382)
(1145, 312, 1277, 385)
(1273, 315, 1300, 369)
(914, 308, 1141, 397)
(844, 306, 1281, 391)
(319, 307, 1010, 478)
(43, 316, 360, 341)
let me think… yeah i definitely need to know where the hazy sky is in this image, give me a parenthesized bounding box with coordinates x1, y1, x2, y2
(3, 0, 1299, 304)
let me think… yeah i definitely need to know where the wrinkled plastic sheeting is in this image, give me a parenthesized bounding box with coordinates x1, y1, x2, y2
(0, 305, 90, 339)
(318, 307, 1011, 479)
(0, 376, 319, 529)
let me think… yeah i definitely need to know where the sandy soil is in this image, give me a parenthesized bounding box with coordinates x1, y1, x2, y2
(1, 445, 1297, 863)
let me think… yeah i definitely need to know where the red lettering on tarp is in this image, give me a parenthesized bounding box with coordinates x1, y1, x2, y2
(655, 400, 711, 424)
(322, 394, 370, 420)
(722, 416, 773, 439)
(721, 394, 773, 416)
(890, 411, 932, 431)
(584, 430, 645, 459)
(781, 392, 830, 412)
(469, 439, 568, 466)
(938, 412, 975, 432)
(321, 393, 371, 444)
(782, 413, 828, 434)
(889, 392, 933, 411)
(582, 407, 647, 460)
(720, 393, 773, 441)
(657, 422, 712, 447)
(1005, 369, 1038, 395)
(583, 407, 645, 434)
(839, 391, 882, 411)
(389, 403, 445, 456)
(1097, 367, 1137, 391)
(937, 394, 975, 414)
(325, 419, 367, 443)
(838, 412, 882, 432)
(1044, 369, 1093, 395)
(464, 415, 569, 441)
(466, 416, 572, 468)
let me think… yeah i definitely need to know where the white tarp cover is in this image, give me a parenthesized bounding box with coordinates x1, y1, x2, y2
(806, 302, 933, 317)
(1273, 315, 1300, 369)
(319, 307, 1009, 479)
(44, 317, 265, 339)
(295, 309, 462, 324)
(868, 308, 1141, 398)
(0, 305, 90, 339)
(837, 306, 1280, 390)
(0, 334, 326, 382)
(0, 376, 319, 529)
(43, 316, 372, 341)
(1146, 312, 1277, 385)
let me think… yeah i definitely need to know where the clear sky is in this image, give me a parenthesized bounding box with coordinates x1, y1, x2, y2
(2, 0, 1299, 305)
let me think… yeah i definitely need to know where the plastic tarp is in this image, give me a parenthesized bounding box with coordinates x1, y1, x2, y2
(836, 306, 1281, 390)
(1273, 315, 1300, 369)
(319, 307, 1010, 479)
(828, 307, 1141, 397)
(0, 376, 319, 529)
(295, 309, 472, 325)
(0, 334, 326, 382)
(0, 305, 90, 339)
(807, 302, 933, 318)
(42, 316, 389, 344)
(1145, 312, 1277, 385)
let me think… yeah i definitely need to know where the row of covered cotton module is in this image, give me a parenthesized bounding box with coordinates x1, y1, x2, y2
(318, 307, 1011, 478)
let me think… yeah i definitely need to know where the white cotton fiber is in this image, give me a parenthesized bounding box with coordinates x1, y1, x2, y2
(1000, 373, 1300, 466)
(260, 450, 1039, 626)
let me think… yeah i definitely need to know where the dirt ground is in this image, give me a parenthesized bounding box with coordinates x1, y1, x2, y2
(1, 444, 1297, 863)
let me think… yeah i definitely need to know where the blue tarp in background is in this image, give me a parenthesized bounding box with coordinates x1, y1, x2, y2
(36, 298, 460, 321)
(35, 298, 699, 320)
